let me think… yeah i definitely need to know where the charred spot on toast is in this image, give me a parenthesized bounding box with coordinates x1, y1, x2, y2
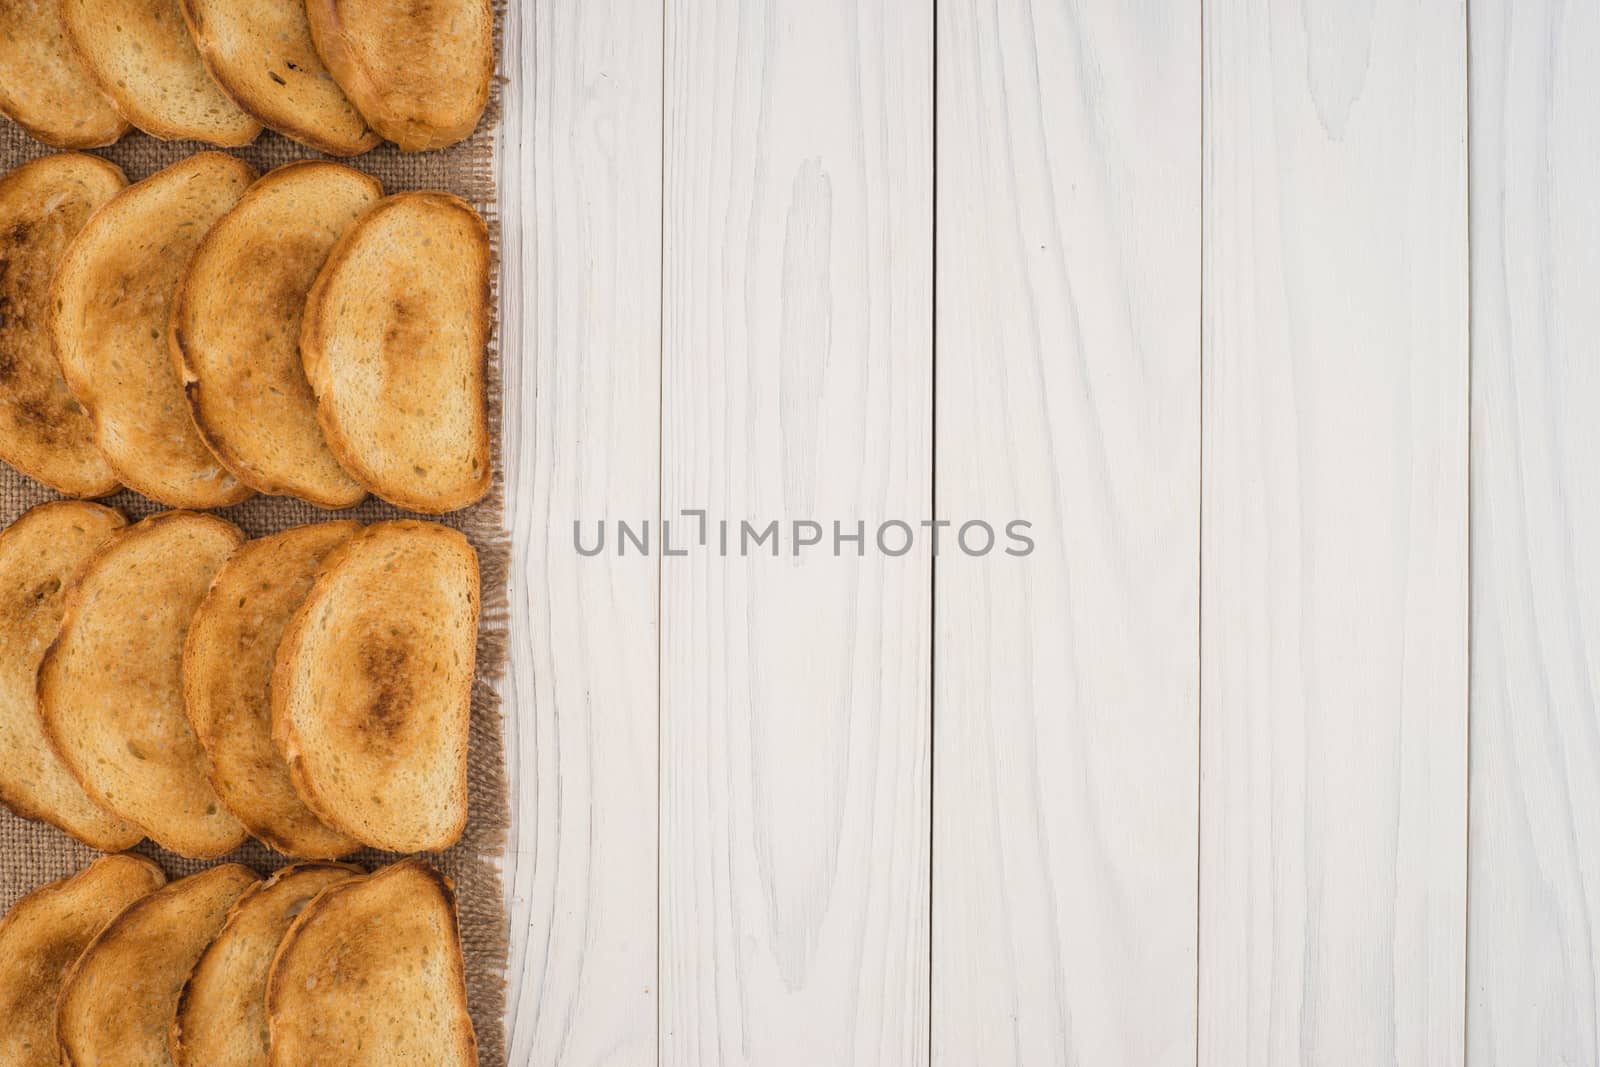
(36, 933, 85, 981)
(377, 293, 443, 403)
(241, 235, 327, 328)
(382, 294, 425, 351)
(356, 628, 416, 744)
(3, 569, 62, 623)
(0, 932, 85, 1021)
(14, 395, 59, 436)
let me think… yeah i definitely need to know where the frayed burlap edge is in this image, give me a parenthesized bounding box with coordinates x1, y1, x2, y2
(0, 3, 512, 1061)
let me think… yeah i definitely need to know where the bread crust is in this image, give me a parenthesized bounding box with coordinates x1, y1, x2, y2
(0, 0, 128, 148)
(179, 0, 380, 156)
(59, 863, 259, 1067)
(0, 152, 126, 497)
(304, 0, 492, 151)
(60, 0, 261, 145)
(50, 151, 258, 509)
(172, 862, 364, 1067)
(183, 520, 363, 858)
(271, 521, 477, 853)
(0, 854, 165, 1067)
(172, 160, 379, 509)
(38, 510, 250, 859)
(0, 110, 126, 152)
(0, 500, 141, 850)
(300, 191, 492, 514)
(265, 858, 477, 1066)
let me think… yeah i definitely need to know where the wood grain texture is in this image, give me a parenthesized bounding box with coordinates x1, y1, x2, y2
(500, 0, 661, 1062)
(658, 2, 932, 1064)
(931, 2, 1199, 1065)
(1467, 2, 1600, 1061)
(1199, 1, 1468, 1064)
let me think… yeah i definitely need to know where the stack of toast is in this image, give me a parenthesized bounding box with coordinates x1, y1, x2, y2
(0, 854, 476, 1065)
(3, 504, 480, 859)
(2, 5, 498, 1059)
(0, 0, 493, 153)
(2, 150, 493, 515)
(0, 505, 481, 1063)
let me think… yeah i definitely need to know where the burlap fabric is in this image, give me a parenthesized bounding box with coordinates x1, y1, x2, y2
(0, 13, 511, 1063)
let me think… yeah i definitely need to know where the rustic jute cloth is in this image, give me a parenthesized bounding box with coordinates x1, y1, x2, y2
(0, 12, 511, 1064)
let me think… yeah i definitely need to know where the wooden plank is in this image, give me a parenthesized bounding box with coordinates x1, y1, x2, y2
(1467, 2, 1600, 1060)
(930, 3, 1200, 1065)
(658, 1, 933, 1064)
(1198, 1, 1468, 1063)
(499, 0, 661, 1062)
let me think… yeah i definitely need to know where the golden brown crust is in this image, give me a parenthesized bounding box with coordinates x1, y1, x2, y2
(172, 161, 380, 509)
(172, 862, 364, 1067)
(300, 192, 492, 514)
(271, 522, 477, 853)
(303, 0, 492, 152)
(0, 500, 141, 850)
(59, 863, 259, 1067)
(178, 0, 379, 157)
(183, 521, 363, 858)
(60, 0, 261, 145)
(0, 854, 165, 1067)
(266, 858, 477, 1066)
(0, 0, 128, 148)
(50, 152, 258, 509)
(39, 510, 250, 859)
(0, 152, 126, 497)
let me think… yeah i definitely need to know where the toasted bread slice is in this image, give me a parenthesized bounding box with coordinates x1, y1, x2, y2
(272, 521, 478, 852)
(173, 863, 363, 1067)
(173, 162, 378, 509)
(304, 0, 491, 152)
(180, 0, 379, 156)
(301, 192, 491, 513)
(39, 510, 249, 858)
(61, 0, 260, 145)
(0, 153, 125, 496)
(59, 863, 259, 1067)
(267, 858, 476, 1066)
(51, 152, 257, 509)
(184, 522, 363, 858)
(0, 501, 141, 850)
(0, 854, 165, 1067)
(0, 1, 127, 148)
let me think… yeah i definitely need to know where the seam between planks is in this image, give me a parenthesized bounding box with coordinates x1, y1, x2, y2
(1195, 2, 1207, 1065)
(657, 1, 667, 1063)
(929, 1, 939, 1064)
(1461, 0, 1475, 1059)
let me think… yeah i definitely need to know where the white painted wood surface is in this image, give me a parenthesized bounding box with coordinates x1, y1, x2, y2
(1467, 2, 1600, 1062)
(656, 2, 932, 1064)
(495, 2, 1600, 1063)
(500, 1, 661, 1063)
(1199, 1, 1468, 1064)
(931, 3, 1199, 1065)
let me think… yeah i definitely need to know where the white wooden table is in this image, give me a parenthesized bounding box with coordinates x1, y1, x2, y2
(496, 1, 1599, 1063)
